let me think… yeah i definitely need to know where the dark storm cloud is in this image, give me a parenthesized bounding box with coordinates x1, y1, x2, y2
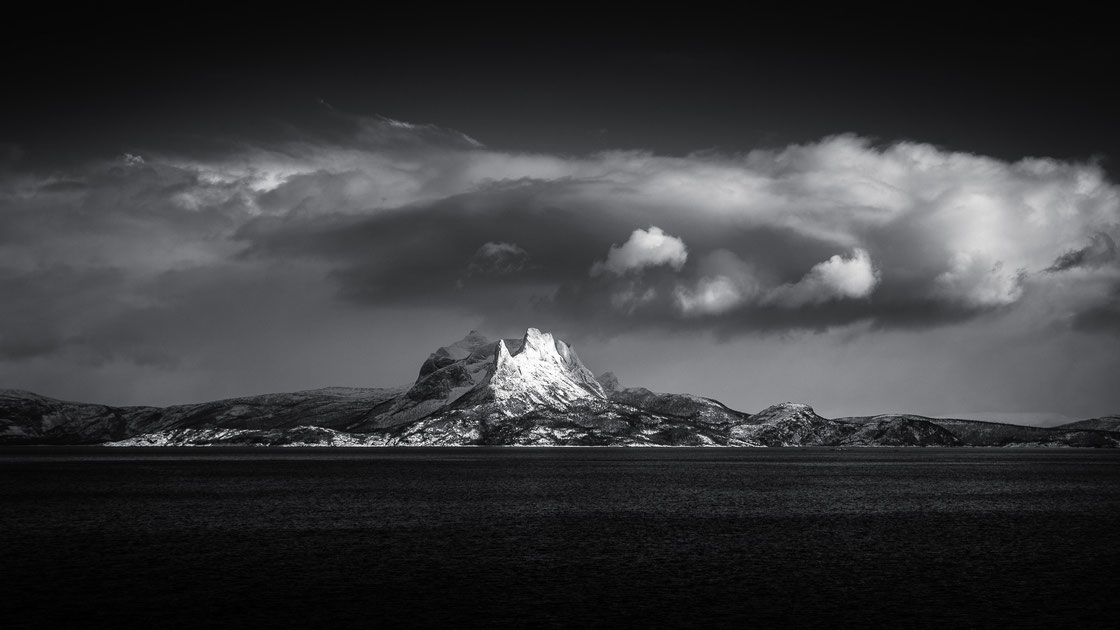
(0, 152, 256, 368)
(221, 125, 1120, 337)
(236, 180, 606, 304)
(3, 114, 1120, 379)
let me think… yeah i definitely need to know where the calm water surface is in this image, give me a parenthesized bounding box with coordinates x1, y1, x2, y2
(2, 447, 1117, 628)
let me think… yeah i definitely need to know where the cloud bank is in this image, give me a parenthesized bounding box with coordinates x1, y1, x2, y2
(2, 112, 1119, 404)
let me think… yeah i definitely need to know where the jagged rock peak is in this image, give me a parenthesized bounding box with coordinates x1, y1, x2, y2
(487, 328, 607, 408)
(417, 330, 493, 379)
(509, 328, 588, 372)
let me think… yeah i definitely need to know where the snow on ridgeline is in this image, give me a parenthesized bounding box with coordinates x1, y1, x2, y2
(487, 327, 606, 410)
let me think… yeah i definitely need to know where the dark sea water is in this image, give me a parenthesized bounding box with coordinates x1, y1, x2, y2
(2, 447, 1117, 629)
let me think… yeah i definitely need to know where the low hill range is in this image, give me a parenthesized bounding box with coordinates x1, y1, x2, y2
(2, 328, 1117, 448)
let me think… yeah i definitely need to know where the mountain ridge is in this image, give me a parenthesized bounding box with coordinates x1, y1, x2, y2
(2, 328, 1117, 448)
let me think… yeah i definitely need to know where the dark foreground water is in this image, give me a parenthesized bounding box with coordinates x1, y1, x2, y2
(2, 448, 1118, 629)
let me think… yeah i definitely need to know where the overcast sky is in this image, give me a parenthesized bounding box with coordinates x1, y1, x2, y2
(2, 12, 1118, 423)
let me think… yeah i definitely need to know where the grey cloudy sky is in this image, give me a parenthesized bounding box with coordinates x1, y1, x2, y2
(1, 12, 1117, 422)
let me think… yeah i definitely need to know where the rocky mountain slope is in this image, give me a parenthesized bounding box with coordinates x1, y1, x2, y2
(2, 328, 1117, 447)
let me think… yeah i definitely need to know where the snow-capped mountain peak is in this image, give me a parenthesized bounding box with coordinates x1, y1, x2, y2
(485, 328, 606, 410)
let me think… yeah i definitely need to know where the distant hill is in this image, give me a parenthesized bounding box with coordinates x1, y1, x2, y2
(1053, 416, 1120, 433)
(838, 414, 1120, 448)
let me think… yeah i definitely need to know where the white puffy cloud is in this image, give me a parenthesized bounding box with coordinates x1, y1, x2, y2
(675, 248, 879, 315)
(767, 249, 879, 307)
(590, 226, 688, 277)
